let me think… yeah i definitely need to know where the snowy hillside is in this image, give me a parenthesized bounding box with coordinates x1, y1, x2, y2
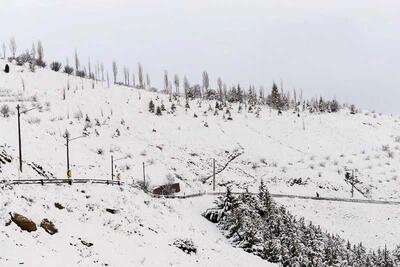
(1, 60, 400, 199)
(1, 59, 400, 265)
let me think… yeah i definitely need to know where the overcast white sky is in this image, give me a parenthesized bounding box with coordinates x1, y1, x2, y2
(0, 0, 399, 113)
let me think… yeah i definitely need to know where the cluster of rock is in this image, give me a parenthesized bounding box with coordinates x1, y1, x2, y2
(8, 212, 58, 235)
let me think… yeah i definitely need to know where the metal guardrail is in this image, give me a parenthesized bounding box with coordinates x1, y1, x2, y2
(0, 179, 123, 186)
(2, 179, 399, 206)
(151, 191, 400, 205)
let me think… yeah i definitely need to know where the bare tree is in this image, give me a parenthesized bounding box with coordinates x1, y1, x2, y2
(31, 43, 36, 61)
(107, 71, 110, 88)
(184, 76, 190, 100)
(127, 68, 130, 85)
(88, 58, 92, 79)
(146, 73, 151, 89)
(217, 77, 223, 102)
(138, 63, 144, 89)
(112, 60, 118, 84)
(9, 37, 17, 59)
(164, 70, 169, 92)
(168, 81, 173, 100)
(132, 72, 136, 88)
(2, 43, 6, 59)
(74, 49, 80, 74)
(123, 67, 130, 86)
(95, 62, 99, 81)
(174, 74, 180, 95)
(100, 62, 104, 81)
(37, 41, 45, 67)
(223, 83, 228, 103)
(202, 71, 209, 97)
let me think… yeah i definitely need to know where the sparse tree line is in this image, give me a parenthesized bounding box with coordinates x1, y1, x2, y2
(1, 37, 356, 114)
(203, 182, 400, 266)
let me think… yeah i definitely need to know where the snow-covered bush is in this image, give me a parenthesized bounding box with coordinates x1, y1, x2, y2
(137, 179, 150, 192)
(64, 65, 74, 75)
(27, 117, 41, 124)
(172, 239, 197, 254)
(76, 70, 86, 78)
(0, 104, 10, 117)
(73, 110, 83, 121)
(50, 61, 62, 72)
(16, 52, 34, 66)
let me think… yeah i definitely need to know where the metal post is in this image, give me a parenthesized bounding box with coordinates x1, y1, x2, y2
(17, 105, 22, 173)
(66, 136, 70, 176)
(143, 162, 145, 186)
(351, 170, 354, 198)
(111, 155, 114, 181)
(213, 158, 216, 191)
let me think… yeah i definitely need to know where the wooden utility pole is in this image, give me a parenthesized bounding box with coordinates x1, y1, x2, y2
(17, 105, 22, 173)
(212, 158, 216, 191)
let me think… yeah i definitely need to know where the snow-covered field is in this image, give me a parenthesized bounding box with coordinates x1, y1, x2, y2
(0, 59, 399, 264)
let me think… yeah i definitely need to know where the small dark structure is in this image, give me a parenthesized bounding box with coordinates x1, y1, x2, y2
(4, 64, 9, 73)
(153, 183, 180, 195)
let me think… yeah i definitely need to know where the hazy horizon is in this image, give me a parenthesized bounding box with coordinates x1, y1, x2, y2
(1, 0, 399, 113)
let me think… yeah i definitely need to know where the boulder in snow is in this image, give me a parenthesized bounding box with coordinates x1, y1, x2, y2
(40, 219, 58, 235)
(9, 212, 37, 232)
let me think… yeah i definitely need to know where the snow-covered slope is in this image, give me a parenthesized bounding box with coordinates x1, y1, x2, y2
(0, 184, 274, 266)
(0, 60, 399, 262)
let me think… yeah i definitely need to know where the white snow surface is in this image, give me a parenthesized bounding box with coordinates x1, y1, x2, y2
(0, 60, 399, 264)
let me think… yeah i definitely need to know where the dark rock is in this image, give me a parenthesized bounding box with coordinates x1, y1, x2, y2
(152, 183, 180, 195)
(105, 208, 118, 214)
(40, 219, 58, 235)
(81, 240, 93, 247)
(9, 212, 37, 232)
(54, 202, 65, 210)
(4, 64, 9, 73)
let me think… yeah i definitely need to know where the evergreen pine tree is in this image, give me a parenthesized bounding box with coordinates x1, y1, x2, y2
(156, 106, 162, 116)
(148, 100, 155, 113)
(271, 83, 281, 110)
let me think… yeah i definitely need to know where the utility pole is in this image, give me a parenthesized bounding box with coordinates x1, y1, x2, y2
(65, 133, 85, 179)
(17, 105, 22, 173)
(110, 155, 130, 182)
(66, 135, 70, 176)
(16, 105, 39, 174)
(213, 158, 216, 191)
